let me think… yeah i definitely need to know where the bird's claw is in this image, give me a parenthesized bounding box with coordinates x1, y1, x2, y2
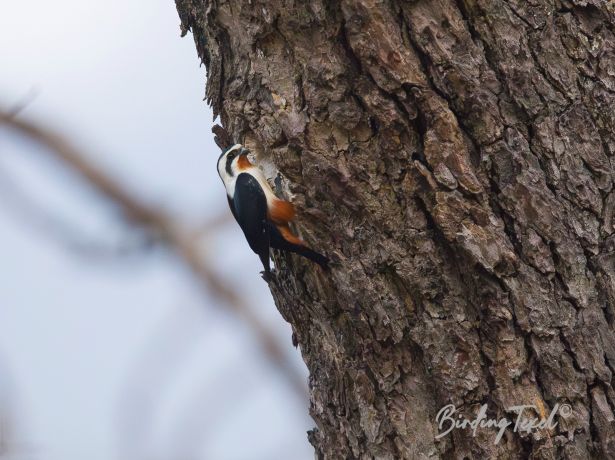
(260, 270, 274, 283)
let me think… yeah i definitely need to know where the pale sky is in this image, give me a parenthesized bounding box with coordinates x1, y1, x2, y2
(0, 1, 312, 459)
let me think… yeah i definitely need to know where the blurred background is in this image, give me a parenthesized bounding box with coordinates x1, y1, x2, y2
(0, 1, 313, 459)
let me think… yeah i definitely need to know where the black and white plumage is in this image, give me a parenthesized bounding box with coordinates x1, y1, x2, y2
(217, 144, 329, 279)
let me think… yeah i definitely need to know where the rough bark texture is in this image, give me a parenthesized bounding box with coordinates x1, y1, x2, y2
(176, 1, 615, 458)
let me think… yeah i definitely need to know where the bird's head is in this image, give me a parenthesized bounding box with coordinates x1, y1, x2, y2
(217, 144, 252, 183)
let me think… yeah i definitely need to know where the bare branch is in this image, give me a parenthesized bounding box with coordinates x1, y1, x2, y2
(0, 162, 157, 260)
(6, 88, 39, 117)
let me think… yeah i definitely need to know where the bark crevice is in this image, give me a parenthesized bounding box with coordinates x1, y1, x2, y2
(176, 0, 615, 457)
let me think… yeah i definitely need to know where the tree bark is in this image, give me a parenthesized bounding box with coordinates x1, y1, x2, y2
(175, 0, 615, 458)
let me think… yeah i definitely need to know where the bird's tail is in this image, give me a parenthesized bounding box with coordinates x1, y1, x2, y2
(290, 245, 330, 269)
(269, 223, 329, 269)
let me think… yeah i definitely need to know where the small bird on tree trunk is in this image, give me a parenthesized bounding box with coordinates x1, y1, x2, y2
(216, 143, 329, 281)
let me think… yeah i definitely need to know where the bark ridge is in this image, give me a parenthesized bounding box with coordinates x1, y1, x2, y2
(176, 1, 615, 457)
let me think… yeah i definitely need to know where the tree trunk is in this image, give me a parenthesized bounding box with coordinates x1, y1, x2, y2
(175, 0, 615, 457)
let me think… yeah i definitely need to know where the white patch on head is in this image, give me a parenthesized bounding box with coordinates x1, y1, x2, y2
(226, 144, 243, 155)
(217, 144, 244, 197)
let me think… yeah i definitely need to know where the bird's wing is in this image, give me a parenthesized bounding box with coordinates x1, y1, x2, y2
(233, 173, 270, 255)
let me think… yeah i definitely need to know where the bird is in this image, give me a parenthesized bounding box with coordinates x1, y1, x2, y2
(217, 143, 329, 281)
